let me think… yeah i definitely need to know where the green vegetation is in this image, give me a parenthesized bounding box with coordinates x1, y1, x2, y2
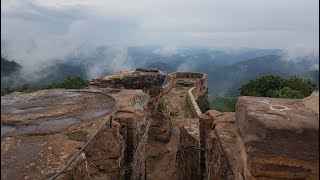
(1, 85, 37, 96)
(112, 77, 124, 84)
(268, 87, 304, 99)
(239, 75, 317, 99)
(210, 96, 237, 112)
(196, 94, 211, 113)
(182, 97, 196, 118)
(67, 130, 88, 141)
(1, 76, 89, 96)
(41, 76, 89, 89)
(157, 98, 166, 112)
(283, 75, 317, 97)
(212, 75, 317, 112)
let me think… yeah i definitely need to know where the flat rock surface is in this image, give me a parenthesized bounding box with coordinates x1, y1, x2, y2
(1, 89, 115, 137)
(1, 88, 148, 180)
(237, 96, 318, 132)
(236, 95, 319, 179)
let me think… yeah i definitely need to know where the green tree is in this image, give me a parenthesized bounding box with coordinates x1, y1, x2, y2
(268, 87, 304, 99)
(284, 75, 317, 97)
(239, 75, 285, 97)
(239, 75, 317, 99)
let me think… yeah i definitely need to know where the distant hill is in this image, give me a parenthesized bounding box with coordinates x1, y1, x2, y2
(207, 55, 307, 96)
(1, 47, 318, 96)
(144, 62, 175, 74)
(1, 57, 88, 89)
(1, 57, 21, 76)
(299, 70, 319, 86)
(33, 62, 88, 87)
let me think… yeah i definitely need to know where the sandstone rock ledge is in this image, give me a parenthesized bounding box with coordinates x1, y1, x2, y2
(201, 92, 319, 180)
(1, 88, 151, 180)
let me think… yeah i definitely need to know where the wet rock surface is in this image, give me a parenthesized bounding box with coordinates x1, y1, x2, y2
(1, 88, 151, 180)
(1, 90, 115, 137)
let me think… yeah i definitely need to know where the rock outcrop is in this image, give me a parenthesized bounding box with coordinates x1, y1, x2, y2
(201, 92, 319, 180)
(148, 112, 173, 143)
(90, 68, 166, 98)
(2, 69, 318, 180)
(1, 88, 151, 180)
(237, 96, 319, 179)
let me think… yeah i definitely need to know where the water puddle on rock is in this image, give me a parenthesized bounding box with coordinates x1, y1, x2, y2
(81, 109, 109, 120)
(10, 106, 46, 114)
(1, 118, 79, 137)
(1, 123, 17, 137)
(38, 118, 79, 131)
(63, 92, 82, 98)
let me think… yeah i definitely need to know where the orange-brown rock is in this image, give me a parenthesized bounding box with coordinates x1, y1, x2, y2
(203, 112, 243, 180)
(201, 92, 319, 180)
(236, 96, 319, 179)
(1, 88, 151, 180)
(148, 112, 173, 143)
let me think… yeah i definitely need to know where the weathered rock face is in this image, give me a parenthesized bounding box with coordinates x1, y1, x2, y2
(177, 121, 201, 180)
(90, 69, 166, 114)
(90, 69, 166, 98)
(113, 107, 151, 180)
(236, 96, 319, 179)
(1, 88, 151, 180)
(201, 93, 319, 180)
(201, 111, 242, 180)
(84, 121, 126, 179)
(148, 112, 173, 143)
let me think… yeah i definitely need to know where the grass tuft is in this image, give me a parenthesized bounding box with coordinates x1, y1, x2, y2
(67, 130, 88, 142)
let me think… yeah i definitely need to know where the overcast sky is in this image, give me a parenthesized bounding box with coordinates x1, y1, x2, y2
(1, 0, 319, 64)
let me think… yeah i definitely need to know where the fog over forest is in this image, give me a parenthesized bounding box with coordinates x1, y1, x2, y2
(1, 0, 319, 96)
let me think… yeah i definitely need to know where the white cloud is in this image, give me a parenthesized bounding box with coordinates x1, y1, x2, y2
(1, 0, 319, 66)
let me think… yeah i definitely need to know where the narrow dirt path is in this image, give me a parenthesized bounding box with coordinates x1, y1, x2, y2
(146, 79, 198, 179)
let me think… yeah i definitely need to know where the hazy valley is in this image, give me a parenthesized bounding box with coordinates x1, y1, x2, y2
(2, 46, 318, 97)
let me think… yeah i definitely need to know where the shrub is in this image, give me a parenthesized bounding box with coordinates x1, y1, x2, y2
(210, 96, 237, 112)
(196, 94, 211, 113)
(2, 76, 89, 96)
(284, 75, 317, 97)
(67, 130, 88, 141)
(61, 76, 89, 89)
(157, 98, 166, 112)
(268, 87, 304, 99)
(1, 88, 14, 96)
(239, 75, 285, 97)
(239, 75, 317, 99)
(42, 76, 89, 89)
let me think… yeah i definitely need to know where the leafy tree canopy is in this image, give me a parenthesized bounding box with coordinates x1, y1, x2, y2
(239, 75, 316, 99)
